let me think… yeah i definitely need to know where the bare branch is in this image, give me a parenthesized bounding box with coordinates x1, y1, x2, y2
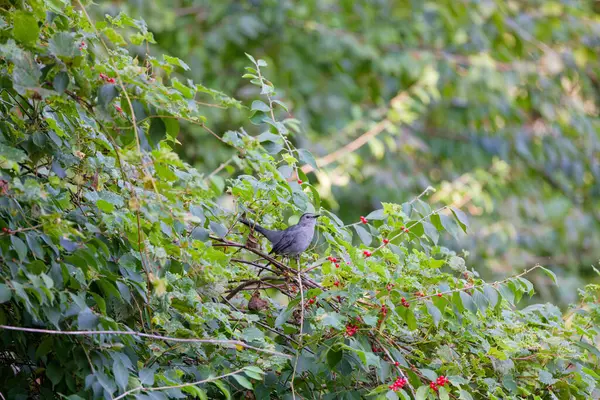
(0, 325, 291, 359)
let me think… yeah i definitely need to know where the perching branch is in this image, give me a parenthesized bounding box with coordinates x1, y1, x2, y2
(0, 325, 291, 359)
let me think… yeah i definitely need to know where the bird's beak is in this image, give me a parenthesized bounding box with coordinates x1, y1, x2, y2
(315, 214, 321, 218)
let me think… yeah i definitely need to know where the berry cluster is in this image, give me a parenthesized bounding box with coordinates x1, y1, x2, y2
(1, 227, 12, 234)
(78, 41, 86, 51)
(415, 291, 424, 297)
(430, 376, 448, 392)
(380, 304, 387, 316)
(389, 377, 408, 391)
(400, 226, 410, 233)
(401, 297, 410, 308)
(360, 216, 368, 224)
(363, 250, 372, 257)
(327, 256, 341, 268)
(386, 282, 394, 291)
(345, 324, 358, 337)
(99, 73, 116, 84)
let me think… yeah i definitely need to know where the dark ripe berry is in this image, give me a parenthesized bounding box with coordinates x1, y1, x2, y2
(297, 179, 303, 184)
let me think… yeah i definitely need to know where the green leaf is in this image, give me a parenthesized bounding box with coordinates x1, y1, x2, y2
(0, 143, 28, 163)
(149, 117, 167, 146)
(298, 148, 318, 171)
(232, 374, 253, 390)
(322, 311, 345, 329)
(439, 386, 450, 400)
(53, 71, 69, 93)
(538, 370, 557, 385)
(425, 301, 442, 327)
(422, 221, 439, 245)
(98, 84, 118, 109)
(459, 292, 477, 314)
(459, 389, 474, 400)
(416, 385, 429, 400)
(354, 225, 372, 245)
(49, 32, 78, 58)
(11, 235, 28, 262)
(327, 348, 343, 368)
(13, 12, 39, 45)
(251, 100, 271, 112)
(96, 199, 115, 213)
(0, 284, 12, 303)
(163, 55, 190, 71)
(182, 386, 208, 399)
(451, 207, 469, 233)
(211, 379, 231, 400)
(113, 359, 128, 390)
(366, 209, 386, 220)
(46, 362, 63, 386)
(439, 214, 460, 238)
(139, 368, 155, 385)
(539, 266, 558, 286)
(483, 285, 499, 308)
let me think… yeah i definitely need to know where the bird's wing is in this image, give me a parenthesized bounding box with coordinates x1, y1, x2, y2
(269, 228, 297, 255)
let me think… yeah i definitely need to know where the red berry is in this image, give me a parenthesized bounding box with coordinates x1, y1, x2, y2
(114, 105, 123, 113)
(107, 77, 116, 84)
(363, 250, 372, 257)
(430, 381, 438, 391)
(394, 361, 399, 366)
(345, 323, 358, 337)
(297, 179, 303, 184)
(335, 263, 340, 268)
(334, 280, 340, 286)
(360, 216, 368, 224)
(2, 227, 8, 233)
(383, 238, 389, 244)
(437, 292, 443, 297)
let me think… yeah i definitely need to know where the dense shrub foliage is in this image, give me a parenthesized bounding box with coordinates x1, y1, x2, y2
(104, 0, 600, 301)
(0, 2, 599, 399)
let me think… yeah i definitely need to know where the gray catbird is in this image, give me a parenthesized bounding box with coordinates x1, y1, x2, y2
(239, 213, 320, 257)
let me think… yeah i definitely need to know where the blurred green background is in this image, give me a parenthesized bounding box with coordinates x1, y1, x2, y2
(95, 0, 600, 305)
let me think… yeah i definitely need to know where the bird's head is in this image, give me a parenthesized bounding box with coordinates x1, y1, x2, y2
(298, 212, 320, 227)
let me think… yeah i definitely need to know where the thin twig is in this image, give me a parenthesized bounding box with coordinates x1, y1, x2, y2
(290, 258, 305, 400)
(376, 339, 416, 398)
(0, 325, 291, 358)
(410, 264, 542, 302)
(113, 368, 246, 400)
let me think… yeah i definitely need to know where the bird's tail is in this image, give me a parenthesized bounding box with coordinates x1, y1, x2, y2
(239, 218, 275, 242)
